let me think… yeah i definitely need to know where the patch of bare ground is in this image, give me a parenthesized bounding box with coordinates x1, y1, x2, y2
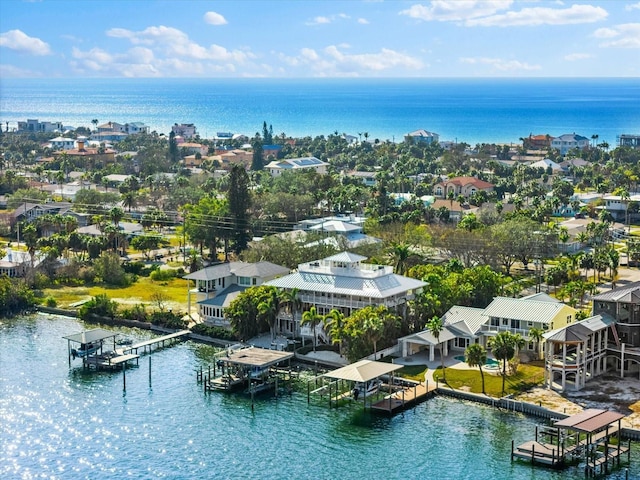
(515, 375, 640, 429)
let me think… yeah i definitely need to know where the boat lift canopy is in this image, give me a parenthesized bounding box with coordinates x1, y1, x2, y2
(323, 359, 403, 383)
(554, 408, 625, 434)
(63, 328, 118, 345)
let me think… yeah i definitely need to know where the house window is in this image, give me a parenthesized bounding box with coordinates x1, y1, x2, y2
(490, 318, 499, 327)
(238, 276, 251, 286)
(501, 318, 509, 326)
(511, 319, 520, 329)
(567, 315, 572, 323)
(527, 321, 534, 327)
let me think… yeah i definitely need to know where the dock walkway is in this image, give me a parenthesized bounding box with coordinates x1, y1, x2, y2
(370, 382, 435, 414)
(120, 330, 190, 355)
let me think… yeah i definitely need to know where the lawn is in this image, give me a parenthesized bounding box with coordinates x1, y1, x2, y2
(44, 277, 190, 310)
(433, 363, 546, 397)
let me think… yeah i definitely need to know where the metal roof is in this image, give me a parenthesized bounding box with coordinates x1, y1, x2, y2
(543, 314, 614, 342)
(63, 328, 118, 344)
(323, 359, 403, 382)
(399, 327, 458, 346)
(442, 306, 486, 336)
(482, 296, 572, 324)
(323, 252, 367, 263)
(555, 409, 625, 433)
(222, 346, 293, 368)
(264, 270, 425, 299)
(592, 281, 640, 302)
(184, 261, 289, 281)
(198, 284, 245, 308)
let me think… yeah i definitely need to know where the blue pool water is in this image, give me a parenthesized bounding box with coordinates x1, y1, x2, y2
(1, 314, 638, 479)
(454, 355, 500, 367)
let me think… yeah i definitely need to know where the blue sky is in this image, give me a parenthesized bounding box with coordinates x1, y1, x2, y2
(1, 0, 639, 78)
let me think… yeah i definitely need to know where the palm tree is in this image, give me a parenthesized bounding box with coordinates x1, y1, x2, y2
(109, 206, 124, 227)
(363, 313, 384, 358)
(324, 308, 346, 356)
(427, 316, 446, 381)
(465, 343, 487, 394)
(489, 331, 517, 396)
(528, 327, 544, 360)
(301, 306, 323, 352)
(278, 287, 301, 338)
(389, 242, 411, 275)
(257, 288, 281, 340)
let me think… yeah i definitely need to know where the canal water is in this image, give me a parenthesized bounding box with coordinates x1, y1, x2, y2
(1, 314, 638, 480)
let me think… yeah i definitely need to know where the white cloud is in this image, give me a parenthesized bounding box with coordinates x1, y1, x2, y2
(0, 29, 51, 55)
(358, 18, 370, 24)
(306, 13, 351, 25)
(594, 23, 640, 48)
(106, 25, 251, 62)
(400, 1, 513, 22)
(466, 4, 608, 27)
(204, 11, 228, 25)
(626, 2, 640, 11)
(460, 56, 541, 71)
(323, 45, 423, 71)
(0, 63, 43, 77)
(564, 52, 592, 61)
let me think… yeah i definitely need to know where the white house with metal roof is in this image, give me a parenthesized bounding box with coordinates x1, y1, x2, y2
(399, 293, 577, 362)
(183, 261, 290, 327)
(265, 156, 329, 177)
(264, 252, 427, 342)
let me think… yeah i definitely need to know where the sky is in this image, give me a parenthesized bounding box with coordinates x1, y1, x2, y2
(0, 0, 639, 78)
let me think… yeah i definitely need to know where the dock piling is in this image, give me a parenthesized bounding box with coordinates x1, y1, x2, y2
(148, 356, 152, 387)
(122, 362, 126, 391)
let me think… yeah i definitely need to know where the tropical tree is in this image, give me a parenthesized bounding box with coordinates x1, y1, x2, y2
(257, 286, 281, 340)
(301, 306, 323, 352)
(324, 308, 346, 356)
(528, 327, 545, 360)
(279, 287, 301, 338)
(427, 316, 446, 381)
(489, 331, 517, 396)
(363, 313, 385, 359)
(465, 343, 487, 394)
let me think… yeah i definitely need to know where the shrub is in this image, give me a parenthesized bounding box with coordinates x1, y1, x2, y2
(191, 323, 238, 341)
(149, 310, 187, 329)
(150, 269, 177, 282)
(120, 304, 149, 323)
(45, 296, 57, 308)
(78, 266, 97, 284)
(78, 294, 118, 320)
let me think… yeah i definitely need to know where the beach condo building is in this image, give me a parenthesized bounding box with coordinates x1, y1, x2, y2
(184, 261, 290, 327)
(543, 315, 612, 392)
(265, 156, 329, 177)
(399, 293, 577, 363)
(404, 129, 439, 145)
(617, 134, 640, 149)
(17, 119, 64, 133)
(550, 133, 590, 155)
(172, 123, 197, 139)
(264, 252, 426, 346)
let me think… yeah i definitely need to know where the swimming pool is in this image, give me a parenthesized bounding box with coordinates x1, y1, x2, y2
(454, 355, 500, 367)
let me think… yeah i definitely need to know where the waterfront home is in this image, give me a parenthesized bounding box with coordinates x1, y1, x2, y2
(592, 282, 640, 349)
(550, 133, 590, 155)
(184, 261, 290, 327)
(543, 314, 613, 392)
(97, 121, 149, 135)
(433, 176, 494, 199)
(265, 157, 329, 177)
(172, 123, 197, 139)
(264, 252, 426, 342)
(0, 249, 35, 278)
(404, 129, 439, 145)
(399, 293, 577, 362)
(618, 133, 640, 149)
(17, 119, 63, 133)
(47, 136, 76, 151)
(525, 134, 554, 149)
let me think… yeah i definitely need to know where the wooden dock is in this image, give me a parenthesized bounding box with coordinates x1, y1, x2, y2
(370, 382, 435, 414)
(121, 330, 190, 355)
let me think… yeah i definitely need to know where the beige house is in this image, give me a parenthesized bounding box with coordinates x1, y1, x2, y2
(433, 176, 494, 199)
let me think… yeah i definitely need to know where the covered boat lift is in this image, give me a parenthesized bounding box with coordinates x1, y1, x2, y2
(309, 359, 404, 410)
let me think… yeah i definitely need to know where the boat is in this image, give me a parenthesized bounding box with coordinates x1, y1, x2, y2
(353, 379, 382, 399)
(72, 341, 101, 358)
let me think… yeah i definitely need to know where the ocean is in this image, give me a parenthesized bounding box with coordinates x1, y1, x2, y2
(1, 77, 638, 146)
(1, 314, 638, 479)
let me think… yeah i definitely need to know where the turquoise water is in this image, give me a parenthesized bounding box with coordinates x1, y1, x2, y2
(1, 314, 638, 480)
(454, 355, 500, 367)
(1, 78, 638, 146)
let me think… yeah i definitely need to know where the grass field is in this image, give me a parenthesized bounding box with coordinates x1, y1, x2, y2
(44, 277, 190, 310)
(433, 363, 545, 397)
